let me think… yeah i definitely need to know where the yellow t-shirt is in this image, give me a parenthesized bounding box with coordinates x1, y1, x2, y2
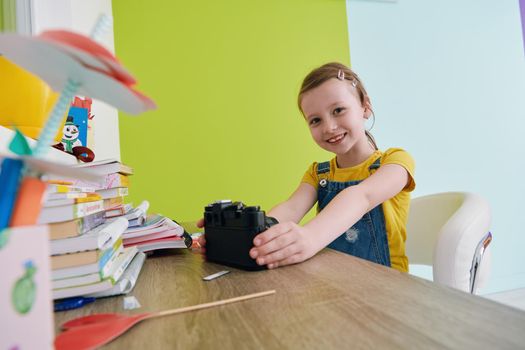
(301, 148, 416, 272)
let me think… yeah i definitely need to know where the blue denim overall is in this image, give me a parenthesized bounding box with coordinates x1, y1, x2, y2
(317, 158, 391, 267)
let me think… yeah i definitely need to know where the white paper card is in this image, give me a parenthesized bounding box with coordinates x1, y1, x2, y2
(0, 226, 54, 350)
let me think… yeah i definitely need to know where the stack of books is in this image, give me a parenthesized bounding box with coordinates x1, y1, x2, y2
(39, 185, 104, 225)
(71, 158, 133, 217)
(122, 214, 192, 252)
(116, 200, 149, 228)
(50, 218, 137, 300)
(44, 159, 146, 300)
(45, 158, 193, 300)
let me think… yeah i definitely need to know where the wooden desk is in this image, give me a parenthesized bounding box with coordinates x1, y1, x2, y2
(54, 249, 525, 349)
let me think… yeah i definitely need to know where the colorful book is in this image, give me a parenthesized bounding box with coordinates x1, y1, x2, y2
(52, 246, 138, 300)
(43, 193, 101, 208)
(123, 214, 182, 239)
(130, 232, 192, 253)
(52, 246, 138, 290)
(120, 213, 191, 253)
(123, 227, 184, 245)
(66, 173, 130, 191)
(96, 187, 128, 200)
(105, 203, 132, 218)
(47, 180, 74, 185)
(128, 215, 146, 228)
(87, 251, 146, 297)
(45, 192, 88, 201)
(37, 199, 104, 224)
(73, 158, 133, 176)
(50, 238, 122, 270)
(51, 243, 123, 280)
(53, 279, 114, 300)
(48, 211, 105, 240)
(50, 217, 128, 255)
(105, 247, 139, 284)
(46, 183, 96, 194)
(104, 196, 125, 209)
(124, 214, 165, 232)
(103, 173, 129, 189)
(123, 200, 149, 221)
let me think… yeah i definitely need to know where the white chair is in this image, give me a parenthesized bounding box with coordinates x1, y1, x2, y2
(406, 192, 492, 294)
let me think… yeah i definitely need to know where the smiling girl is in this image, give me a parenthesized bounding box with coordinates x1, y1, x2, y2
(249, 62, 416, 272)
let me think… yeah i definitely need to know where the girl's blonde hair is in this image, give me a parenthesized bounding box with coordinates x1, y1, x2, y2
(297, 62, 378, 150)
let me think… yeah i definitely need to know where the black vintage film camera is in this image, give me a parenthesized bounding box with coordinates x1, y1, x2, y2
(204, 200, 278, 270)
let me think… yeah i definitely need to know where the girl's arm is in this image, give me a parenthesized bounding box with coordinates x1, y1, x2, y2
(250, 163, 410, 269)
(267, 183, 317, 223)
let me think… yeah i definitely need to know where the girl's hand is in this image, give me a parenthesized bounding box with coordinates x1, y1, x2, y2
(196, 218, 206, 247)
(249, 222, 320, 269)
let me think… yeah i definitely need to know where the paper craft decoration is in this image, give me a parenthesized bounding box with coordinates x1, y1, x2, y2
(0, 25, 156, 157)
(0, 225, 54, 350)
(0, 56, 64, 141)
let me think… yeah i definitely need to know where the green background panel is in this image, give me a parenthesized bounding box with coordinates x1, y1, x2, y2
(0, 1, 4, 30)
(112, 0, 349, 222)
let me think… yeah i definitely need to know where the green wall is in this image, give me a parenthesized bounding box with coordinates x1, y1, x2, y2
(0, 1, 4, 31)
(113, 1, 349, 223)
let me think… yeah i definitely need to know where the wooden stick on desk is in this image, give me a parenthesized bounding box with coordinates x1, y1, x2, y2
(153, 290, 276, 318)
(55, 290, 277, 350)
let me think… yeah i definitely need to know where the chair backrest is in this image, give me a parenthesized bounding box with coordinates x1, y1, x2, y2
(406, 192, 492, 293)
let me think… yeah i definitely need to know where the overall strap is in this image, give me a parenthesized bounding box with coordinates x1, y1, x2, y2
(368, 157, 381, 171)
(317, 161, 330, 175)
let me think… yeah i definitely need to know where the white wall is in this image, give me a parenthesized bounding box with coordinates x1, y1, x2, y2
(346, 0, 525, 293)
(28, 0, 120, 161)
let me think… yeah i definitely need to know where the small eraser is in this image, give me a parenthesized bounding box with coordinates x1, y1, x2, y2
(203, 270, 230, 281)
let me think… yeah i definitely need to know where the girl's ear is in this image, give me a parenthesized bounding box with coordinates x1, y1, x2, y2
(363, 96, 372, 119)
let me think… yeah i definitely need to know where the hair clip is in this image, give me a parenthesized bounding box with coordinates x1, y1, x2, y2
(337, 69, 345, 81)
(351, 80, 357, 87)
